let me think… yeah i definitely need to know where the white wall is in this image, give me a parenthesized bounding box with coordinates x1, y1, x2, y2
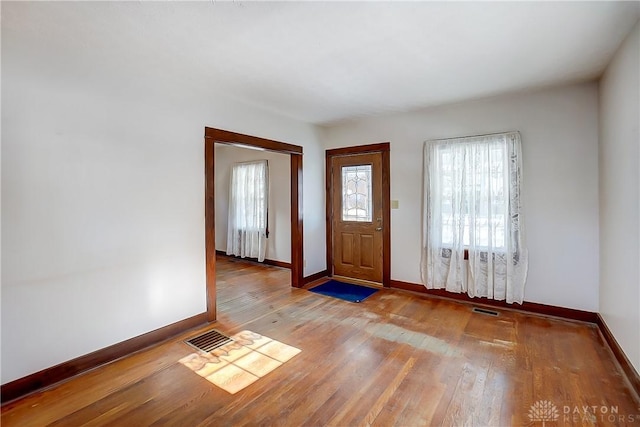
(214, 145, 291, 263)
(599, 21, 640, 373)
(1, 21, 325, 383)
(323, 83, 600, 312)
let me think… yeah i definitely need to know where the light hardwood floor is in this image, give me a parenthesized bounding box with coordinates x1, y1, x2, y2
(2, 256, 639, 426)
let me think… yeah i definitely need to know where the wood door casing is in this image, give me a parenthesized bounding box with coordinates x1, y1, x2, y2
(204, 127, 305, 323)
(331, 153, 383, 283)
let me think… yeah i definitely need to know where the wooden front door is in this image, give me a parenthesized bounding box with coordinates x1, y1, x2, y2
(330, 152, 384, 283)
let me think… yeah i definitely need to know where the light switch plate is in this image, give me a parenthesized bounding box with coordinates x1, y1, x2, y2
(391, 200, 399, 209)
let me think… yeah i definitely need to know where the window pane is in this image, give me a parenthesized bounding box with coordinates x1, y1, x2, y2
(231, 161, 268, 231)
(342, 165, 372, 222)
(434, 140, 508, 249)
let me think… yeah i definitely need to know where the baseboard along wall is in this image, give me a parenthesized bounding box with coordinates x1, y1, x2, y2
(389, 280, 599, 323)
(595, 314, 640, 400)
(389, 279, 639, 398)
(0, 312, 208, 405)
(3, 276, 638, 405)
(215, 250, 291, 269)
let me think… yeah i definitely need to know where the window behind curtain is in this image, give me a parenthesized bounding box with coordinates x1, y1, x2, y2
(436, 139, 508, 249)
(226, 160, 269, 262)
(421, 131, 528, 304)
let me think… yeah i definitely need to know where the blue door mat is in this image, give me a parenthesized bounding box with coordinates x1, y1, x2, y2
(309, 280, 379, 303)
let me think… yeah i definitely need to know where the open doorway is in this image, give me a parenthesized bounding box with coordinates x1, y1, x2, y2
(205, 128, 304, 322)
(214, 144, 291, 268)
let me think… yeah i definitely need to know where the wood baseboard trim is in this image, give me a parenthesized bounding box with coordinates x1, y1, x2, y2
(215, 250, 291, 269)
(596, 314, 640, 399)
(302, 269, 329, 285)
(1, 312, 208, 405)
(389, 280, 640, 397)
(390, 280, 599, 323)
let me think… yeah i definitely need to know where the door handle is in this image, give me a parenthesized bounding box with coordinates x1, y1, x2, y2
(375, 227, 382, 231)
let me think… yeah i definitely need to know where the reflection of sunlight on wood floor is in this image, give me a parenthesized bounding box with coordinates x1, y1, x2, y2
(179, 330, 301, 394)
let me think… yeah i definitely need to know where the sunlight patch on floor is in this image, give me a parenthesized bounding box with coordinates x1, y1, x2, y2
(179, 330, 301, 394)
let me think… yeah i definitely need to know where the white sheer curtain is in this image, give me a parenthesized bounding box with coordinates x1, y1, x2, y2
(421, 132, 528, 304)
(227, 160, 269, 262)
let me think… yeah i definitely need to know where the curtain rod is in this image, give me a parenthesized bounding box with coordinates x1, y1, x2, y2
(426, 130, 520, 143)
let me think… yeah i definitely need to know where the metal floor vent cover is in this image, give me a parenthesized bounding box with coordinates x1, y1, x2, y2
(185, 329, 233, 352)
(472, 307, 500, 316)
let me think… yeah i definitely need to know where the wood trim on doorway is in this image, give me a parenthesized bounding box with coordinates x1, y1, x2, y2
(204, 128, 304, 322)
(325, 142, 391, 287)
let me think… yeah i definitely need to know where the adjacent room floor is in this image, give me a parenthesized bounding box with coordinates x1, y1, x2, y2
(2, 256, 638, 426)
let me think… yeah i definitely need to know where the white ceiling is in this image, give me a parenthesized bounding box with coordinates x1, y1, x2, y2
(3, 1, 639, 125)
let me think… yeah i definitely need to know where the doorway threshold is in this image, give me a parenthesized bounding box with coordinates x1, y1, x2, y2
(332, 275, 384, 289)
